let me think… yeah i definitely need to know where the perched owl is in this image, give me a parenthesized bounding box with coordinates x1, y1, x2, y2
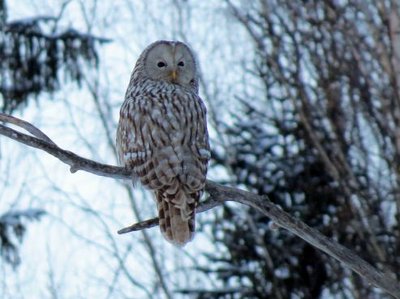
(116, 40, 210, 246)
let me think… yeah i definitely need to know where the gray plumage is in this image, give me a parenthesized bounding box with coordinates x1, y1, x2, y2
(116, 40, 210, 246)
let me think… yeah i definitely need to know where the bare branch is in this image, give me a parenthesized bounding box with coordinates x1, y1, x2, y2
(0, 114, 399, 298)
(0, 113, 56, 145)
(0, 114, 130, 179)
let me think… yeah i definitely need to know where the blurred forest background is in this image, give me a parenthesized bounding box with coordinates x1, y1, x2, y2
(1, 0, 400, 298)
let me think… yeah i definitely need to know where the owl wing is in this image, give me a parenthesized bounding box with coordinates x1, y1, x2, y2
(116, 95, 154, 183)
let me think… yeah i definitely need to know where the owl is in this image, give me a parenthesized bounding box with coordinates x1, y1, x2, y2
(116, 40, 210, 246)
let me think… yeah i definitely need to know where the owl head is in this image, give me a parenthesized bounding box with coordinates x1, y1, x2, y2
(133, 40, 199, 92)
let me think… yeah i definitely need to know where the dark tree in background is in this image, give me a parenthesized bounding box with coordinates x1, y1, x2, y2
(0, 0, 108, 113)
(196, 1, 400, 298)
(0, 0, 106, 267)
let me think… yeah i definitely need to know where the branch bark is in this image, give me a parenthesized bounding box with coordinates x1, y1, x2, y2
(0, 113, 399, 298)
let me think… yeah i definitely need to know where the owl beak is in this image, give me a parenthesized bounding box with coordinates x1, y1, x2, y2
(170, 70, 178, 82)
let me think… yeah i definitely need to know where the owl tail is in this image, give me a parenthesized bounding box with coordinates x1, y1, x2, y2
(156, 189, 197, 246)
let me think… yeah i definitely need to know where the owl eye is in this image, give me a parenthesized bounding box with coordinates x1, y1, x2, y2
(178, 61, 185, 67)
(157, 61, 166, 68)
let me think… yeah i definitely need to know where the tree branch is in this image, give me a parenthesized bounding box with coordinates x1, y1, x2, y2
(0, 113, 399, 298)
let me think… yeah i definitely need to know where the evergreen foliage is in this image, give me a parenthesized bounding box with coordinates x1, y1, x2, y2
(192, 1, 400, 298)
(0, 0, 109, 112)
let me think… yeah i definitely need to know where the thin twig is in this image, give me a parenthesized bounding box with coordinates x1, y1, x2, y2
(0, 114, 399, 299)
(117, 195, 222, 233)
(0, 113, 56, 145)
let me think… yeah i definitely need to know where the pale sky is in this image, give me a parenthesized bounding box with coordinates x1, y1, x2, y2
(2, 1, 253, 298)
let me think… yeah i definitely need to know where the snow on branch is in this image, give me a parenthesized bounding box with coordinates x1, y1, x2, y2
(0, 113, 399, 299)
